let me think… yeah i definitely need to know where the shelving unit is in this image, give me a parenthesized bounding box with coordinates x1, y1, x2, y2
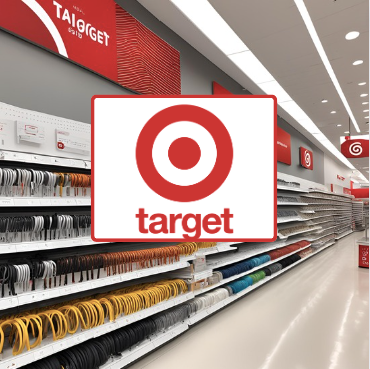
(0, 161, 357, 369)
(352, 200, 365, 231)
(301, 191, 353, 240)
(1, 236, 338, 369)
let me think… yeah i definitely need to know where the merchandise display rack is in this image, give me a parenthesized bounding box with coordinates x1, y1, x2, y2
(0, 154, 357, 369)
(352, 200, 365, 231)
(301, 190, 354, 242)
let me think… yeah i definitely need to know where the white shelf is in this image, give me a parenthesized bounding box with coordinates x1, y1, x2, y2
(101, 323, 188, 369)
(195, 243, 238, 256)
(0, 149, 90, 169)
(277, 202, 308, 206)
(278, 226, 322, 239)
(277, 185, 309, 193)
(195, 244, 311, 295)
(308, 189, 352, 199)
(0, 259, 193, 311)
(0, 197, 91, 207)
(0, 237, 102, 253)
(187, 241, 335, 325)
(277, 217, 306, 224)
(0, 292, 194, 368)
(335, 230, 353, 240)
(205, 239, 307, 271)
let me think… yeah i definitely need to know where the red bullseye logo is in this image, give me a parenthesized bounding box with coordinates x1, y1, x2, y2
(136, 104, 233, 202)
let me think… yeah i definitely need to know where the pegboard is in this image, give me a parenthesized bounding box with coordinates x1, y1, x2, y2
(0, 102, 91, 161)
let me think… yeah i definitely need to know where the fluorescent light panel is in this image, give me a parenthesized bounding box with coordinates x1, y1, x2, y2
(294, 0, 361, 133)
(258, 80, 293, 103)
(170, 0, 359, 173)
(171, 0, 247, 55)
(229, 51, 274, 84)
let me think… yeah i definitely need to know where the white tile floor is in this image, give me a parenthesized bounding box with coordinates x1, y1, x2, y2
(128, 232, 369, 369)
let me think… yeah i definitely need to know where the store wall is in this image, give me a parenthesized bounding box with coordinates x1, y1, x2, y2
(277, 117, 325, 184)
(323, 154, 352, 189)
(0, 0, 325, 185)
(0, 1, 248, 123)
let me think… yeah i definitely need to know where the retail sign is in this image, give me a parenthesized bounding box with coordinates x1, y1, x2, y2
(299, 147, 313, 170)
(343, 188, 351, 195)
(0, 0, 180, 94)
(277, 127, 291, 165)
(358, 245, 369, 268)
(340, 135, 369, 158)
(93, 95, 277, 242)
(337, 175, 345, 181)
(212, 82, 233, 95)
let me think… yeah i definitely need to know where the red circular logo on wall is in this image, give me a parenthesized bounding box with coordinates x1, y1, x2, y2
(136, 104, 233, 202)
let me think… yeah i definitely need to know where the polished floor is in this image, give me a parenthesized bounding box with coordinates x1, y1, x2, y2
(129, 232, 369, 369)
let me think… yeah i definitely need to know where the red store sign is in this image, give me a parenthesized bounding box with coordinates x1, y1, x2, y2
(300, 147, 313, 170)
(341, 137, 369, 158)
(277, 127, 291, 165)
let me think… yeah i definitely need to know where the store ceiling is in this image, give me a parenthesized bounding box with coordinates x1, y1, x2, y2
(137, 0, 369, 181)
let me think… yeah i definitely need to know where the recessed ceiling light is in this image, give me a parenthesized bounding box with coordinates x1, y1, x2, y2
(331, 111, 336, 114)
(359, 82, 367, 86)
(344, 131, 350, 134)
(321, 99, 328, 103)
(364, 109, 369, 112)
(365, 116, 369, 118)
(336, 124, 342, 127)
(353, 60, 364, 65)
(363, 102, 369, 105)
(361, 94, 368, 97)
(345, 31, 360, 40)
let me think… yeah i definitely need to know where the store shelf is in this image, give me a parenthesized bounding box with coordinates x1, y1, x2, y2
(205, 240, 300, 270)
(187, 241, 335, 325)
(0, 237, 102, 253)
(277, 185, 309, 193)
(277, 217, 306, 224)
(195, 244, 311, 295)
(195, 243, 238, 256)
(0, 149, 90, 169)
(0, 197, 91, 207)
(0, 259, 194, 311)
(0, 292, 194, 368)
(101, 323, 188, 369)
(308, 189, 351, 198)
(277, 202, 308, 206)
(278, 226, 322, 239)
(335, 230, 353, 240)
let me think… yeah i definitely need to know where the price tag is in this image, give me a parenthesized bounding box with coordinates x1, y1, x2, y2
(33, 346, 54, 360)
(18, 244, 36, 252)
(0, 198, 14, 206)
(27, 199, 41, 206)
(38, 243, 49, 250)
(1, 244, 17, 253)
(40, 199, 52, 206)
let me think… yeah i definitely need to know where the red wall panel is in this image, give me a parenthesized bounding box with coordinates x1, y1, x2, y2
(0, 0, 181, 95)
(116, 5, 181, 95)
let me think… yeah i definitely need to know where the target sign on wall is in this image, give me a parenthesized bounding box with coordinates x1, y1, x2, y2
(92, 95, 277, 242)
(300, 147, 313, 170)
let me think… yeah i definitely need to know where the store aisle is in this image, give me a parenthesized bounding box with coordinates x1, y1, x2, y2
(128, 232, 369, 369)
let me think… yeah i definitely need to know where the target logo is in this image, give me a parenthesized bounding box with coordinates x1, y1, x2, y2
(92, 95, 277, 242)
(300, 147, 313, 170)
(136, 104, 233, 202)
(341, 137, 369, 159)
